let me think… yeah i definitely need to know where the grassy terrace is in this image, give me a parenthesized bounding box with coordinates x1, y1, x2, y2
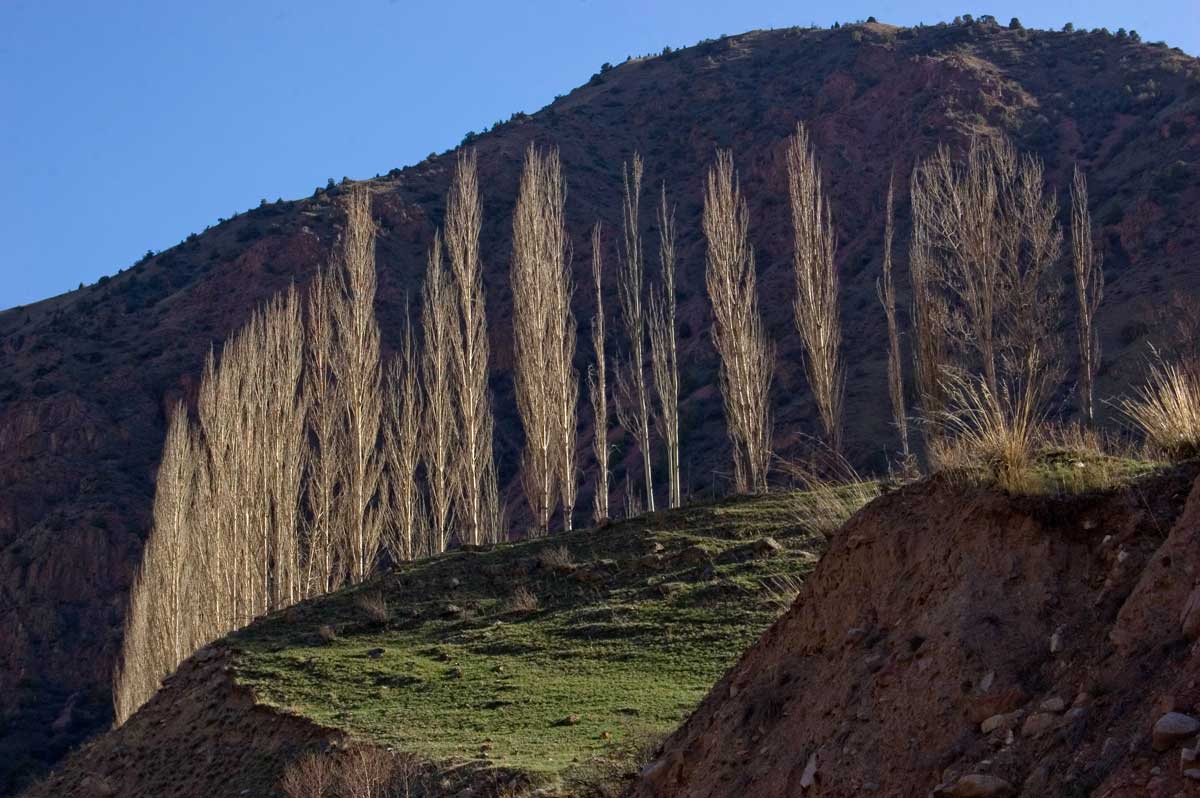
(229, 491, 838, 787)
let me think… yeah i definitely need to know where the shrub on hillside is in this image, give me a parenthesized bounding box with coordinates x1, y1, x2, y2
(1121, 356, 1200, 459)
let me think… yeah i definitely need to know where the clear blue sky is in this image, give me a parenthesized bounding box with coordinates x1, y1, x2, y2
(1, 0, 1195, 309)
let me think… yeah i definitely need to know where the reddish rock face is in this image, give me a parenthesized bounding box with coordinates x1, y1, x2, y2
(2, 20, 1199, 790)
(628, 467, 1200, 798)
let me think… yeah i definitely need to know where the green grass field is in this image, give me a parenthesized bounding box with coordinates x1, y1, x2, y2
(229, 491, 839, 788)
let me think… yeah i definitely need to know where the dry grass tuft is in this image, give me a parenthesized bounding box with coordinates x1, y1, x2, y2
(1120, 356, 1200, 459)
(780, 454, 881, 538)
(759, 572, 806, 616)
(930, 370, 1045, 493)
(503, 585, 541, 615)
(537, 545, 575, 570)
(354, 591, 390, 625)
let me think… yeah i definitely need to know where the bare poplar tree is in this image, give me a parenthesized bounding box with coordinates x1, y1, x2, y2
(617, 154, 656, 512)
(383, 312, 423, 561)
(541, 153, 578, 534)
(114, 402, 197, 724)
(1004, 150, 1063, 409)
(587, 222, 610, 524)
(422, 233, 457, 553)
(445, 150, 499, 545)
(262, 286, 306, 608)
(648, 185, 681, 508)
(910, 135, 1064, 462)
(303, 268, 342, 597)
(703, 149, 774, 493)
(332, 188, 385, 584)
(1070, 164, 1104, 425)
(511, 144, 571, 535)
(196, 347, 237, 626)
(908, 168, 951, 456)
(113, 557, 158, 725)
(875, 171, 910, 461)
(786, 123, 844, 454)
(117, 287, 310, 724)
(550, 234, 579, 533)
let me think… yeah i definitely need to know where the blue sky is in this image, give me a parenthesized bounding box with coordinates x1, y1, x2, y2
(1, 0, 1195, 309)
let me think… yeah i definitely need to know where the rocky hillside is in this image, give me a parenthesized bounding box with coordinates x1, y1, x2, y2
(25, 491, 828, 797)
(631, 464, 1200, 797)
(1, 18, 1199, 790)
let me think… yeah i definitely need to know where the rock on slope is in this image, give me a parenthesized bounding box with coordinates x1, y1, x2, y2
(630, 466, 1200, 797)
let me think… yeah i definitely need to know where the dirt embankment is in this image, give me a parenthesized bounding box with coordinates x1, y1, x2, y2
(22, 647, 343, 798)
(630, 467, 1200, 797)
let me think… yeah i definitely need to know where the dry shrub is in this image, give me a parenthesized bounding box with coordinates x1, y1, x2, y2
(504, 585, 540, 615)
(759, 572, 805, 615)
(1120, 356, 1200, 459)
(390, 751, 427, 798)
(339, 746, 397, 798)
(280, 752, 337, 798)
(781, 456, 880, 538)
(354, 590, 390, 625)
(930, 369, 1045, 492)
(537, 545, 574, 570)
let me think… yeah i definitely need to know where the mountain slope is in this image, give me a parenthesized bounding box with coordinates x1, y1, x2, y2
(1, 19, 1199, 789)
(26, 491, 827, 797)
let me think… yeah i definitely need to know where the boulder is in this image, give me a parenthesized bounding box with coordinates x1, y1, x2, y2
(938, 774, 1013, 797)
(799, 752, 818, 789)
(1152, 712, 1200, 751)
(1021, 712, 1060, 738)
(752, 537, 785, 557)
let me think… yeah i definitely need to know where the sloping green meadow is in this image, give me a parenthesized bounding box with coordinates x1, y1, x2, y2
(230, 492, 836, 785)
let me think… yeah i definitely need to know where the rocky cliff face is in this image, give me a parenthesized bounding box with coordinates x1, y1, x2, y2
(1, 19, 1198, 790)
(630, 467, 1200, 797)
